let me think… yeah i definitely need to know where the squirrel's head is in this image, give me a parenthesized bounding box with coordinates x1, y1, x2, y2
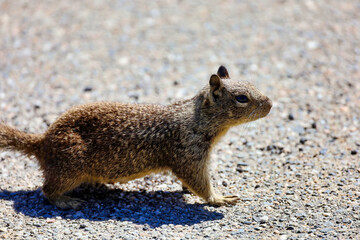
(203, 66, 272, 126)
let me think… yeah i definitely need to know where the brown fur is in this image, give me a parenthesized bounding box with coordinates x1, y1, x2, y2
(0, 66, 272, 209)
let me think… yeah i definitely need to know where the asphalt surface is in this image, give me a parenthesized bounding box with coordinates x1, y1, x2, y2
(0, 0, 359, 239)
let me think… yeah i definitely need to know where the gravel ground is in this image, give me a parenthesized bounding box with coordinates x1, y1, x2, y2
(1, 0, 360, 239)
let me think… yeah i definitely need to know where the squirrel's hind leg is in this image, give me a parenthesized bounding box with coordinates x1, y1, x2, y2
(42, 173, 85, 210)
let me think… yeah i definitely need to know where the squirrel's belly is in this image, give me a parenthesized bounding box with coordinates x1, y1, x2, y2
(85, 168, 166, 184)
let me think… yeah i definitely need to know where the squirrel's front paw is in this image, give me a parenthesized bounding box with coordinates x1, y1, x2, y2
(208, 195, 239, 206)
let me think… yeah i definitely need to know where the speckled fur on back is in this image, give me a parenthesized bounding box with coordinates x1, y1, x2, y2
(0, 66, 272, 209)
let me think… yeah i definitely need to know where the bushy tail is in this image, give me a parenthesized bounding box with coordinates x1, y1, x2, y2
(0, 123, 43, 157)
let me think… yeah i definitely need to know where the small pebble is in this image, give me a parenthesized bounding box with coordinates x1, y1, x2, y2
(242, 221, 252, 225)
(231, 229, 245, 235)
(46, 219, 56, 223)
(83, 87, 93, 92)
(237, 162, 248, 167)
(286, 226, 295, 230)
(319, 148, 328, 155)
(299, 138, 307, 144)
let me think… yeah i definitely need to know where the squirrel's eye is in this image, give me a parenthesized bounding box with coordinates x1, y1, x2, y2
(236, 95, 249, 103)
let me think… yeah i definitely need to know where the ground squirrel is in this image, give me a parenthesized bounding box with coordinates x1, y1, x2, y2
(0, 66, 272, 210)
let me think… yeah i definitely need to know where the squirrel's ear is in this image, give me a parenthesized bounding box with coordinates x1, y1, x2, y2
(217, 65, 230, 79)
(209, 74, 223, 101)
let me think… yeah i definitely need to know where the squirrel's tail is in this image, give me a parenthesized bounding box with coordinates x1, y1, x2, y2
(0, 123, 43, 157)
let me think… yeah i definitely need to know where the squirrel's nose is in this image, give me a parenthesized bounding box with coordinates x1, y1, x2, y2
(260, 96, 272, 109)
(266, 97, 272, 109)
(260, 96, 272, 116)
